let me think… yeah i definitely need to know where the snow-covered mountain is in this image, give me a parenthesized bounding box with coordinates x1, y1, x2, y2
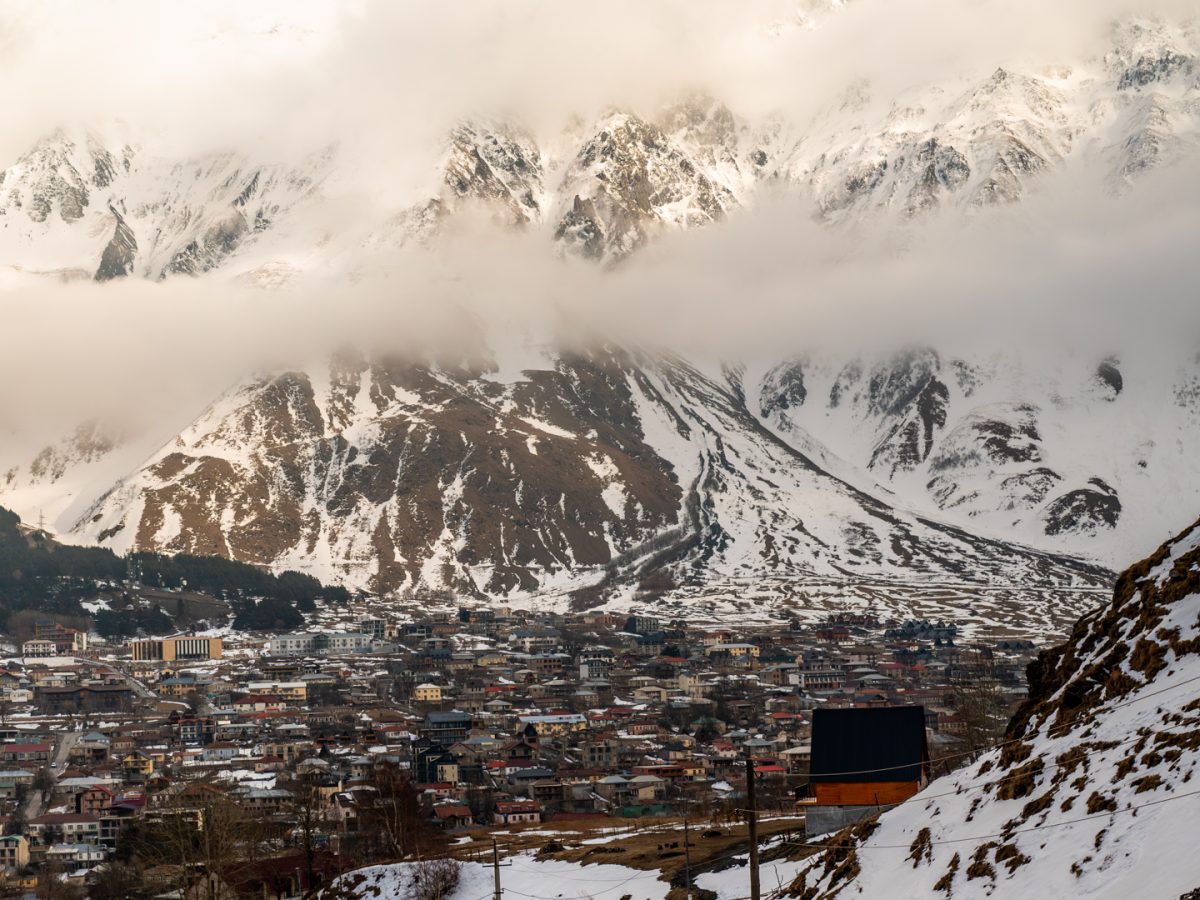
(749, 347, 1200, 564)
(786, 511, 1200, 899)
(24, 350, 1100, 610)
(2, 17, 1196, 275)
(2, 8, 1198, 623)
(0, 129, 330, 281)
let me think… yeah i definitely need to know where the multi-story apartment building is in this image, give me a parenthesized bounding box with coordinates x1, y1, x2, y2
(265, 632, 371, 656)
(0, 836, 28, 871)
(33, 622, 88, 654)
(132, 636, 223, 662)
(21, 640, 57, 658)
(245, 681, 307, 704)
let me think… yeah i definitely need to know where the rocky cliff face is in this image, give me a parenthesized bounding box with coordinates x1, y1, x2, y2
(553, 112, 738, 262)
(750, 347, 1200, 565)
(45, 347, 1107, 615)
(0, 132, 328, 281)
(4, 17, 1195, 276)
(786, 513, 1200, 899)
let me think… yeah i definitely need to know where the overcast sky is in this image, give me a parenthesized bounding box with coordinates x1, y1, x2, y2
(0, 0, 1193, 167)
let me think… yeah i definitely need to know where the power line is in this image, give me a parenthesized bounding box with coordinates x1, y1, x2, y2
(794, 671, 1200, 781)
(505, 862, 659, 884)
(783, 785, 1200, 852)
(737, 720, 1195, 818)
(501, 866, 652, 899)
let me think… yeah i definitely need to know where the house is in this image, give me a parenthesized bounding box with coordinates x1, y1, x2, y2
(233, 694, 285, 714)
(76, 786, 115, 816)
(705, 643, 760, 659)
(246, 681, 307, 704)
(21, 639, 57, 658)
(802, 705, 930, 836)
(156, 675, 212, 699)
(0, 835, 28, 871)
(44, 842, 106, 868)
(414, 683, 443, 703)
(515, 713, 587, 737)
(0, 769, 35, 799)
(76, 732, 112, 762)
(34, 685, 134, 714)
(420, 711, 471, 745)
(432, 803, 473, 830)
(414, 745, 459, 784)
(493, 800, 541, 826)
(27, 813, 101, 845)
(0, 743, 50, 764)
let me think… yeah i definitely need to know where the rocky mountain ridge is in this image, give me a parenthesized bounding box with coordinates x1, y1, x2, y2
(2, 17, 1195, 274)
(29, 350, 1105, 611)
(748, 346, 1200, 567)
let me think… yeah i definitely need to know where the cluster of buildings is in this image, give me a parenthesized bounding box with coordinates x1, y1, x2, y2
(0, 606, 1038, 894)
(20, 622, 88, 659)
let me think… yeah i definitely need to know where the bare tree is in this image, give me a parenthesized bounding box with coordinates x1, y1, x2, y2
(129, 783, 268, 900)
(358, 762, 443, 862)
(940, 675, 1011, 772)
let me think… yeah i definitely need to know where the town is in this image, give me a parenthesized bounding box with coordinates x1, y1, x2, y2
(0, 604, 1039, 898)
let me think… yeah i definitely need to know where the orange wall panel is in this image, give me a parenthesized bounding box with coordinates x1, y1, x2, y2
(812, 781, 920, 806)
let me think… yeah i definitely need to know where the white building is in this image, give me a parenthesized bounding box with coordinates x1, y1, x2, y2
(265, 632, 372, 656)
(21, 639, 56, 658)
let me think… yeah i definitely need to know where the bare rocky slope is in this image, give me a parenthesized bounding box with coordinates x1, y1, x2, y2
(45, 351, 1107, 607)
(786, 514, 1200, 898)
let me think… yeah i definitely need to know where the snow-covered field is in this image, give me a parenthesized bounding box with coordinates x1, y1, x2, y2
(328, 856, 670, 900)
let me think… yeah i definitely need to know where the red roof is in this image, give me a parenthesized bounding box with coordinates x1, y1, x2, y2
(496, 801, 539, 813)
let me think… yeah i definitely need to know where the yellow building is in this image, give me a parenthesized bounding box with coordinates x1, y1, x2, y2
(262, 741, 312, 764)
(122, 751, 155, 777)
(705, 643, 760, 658)
(246, 681, 307, 703)
(414, 684, 443, 703)
(0, 835, 28, 871)
(132, 636, 223, 662)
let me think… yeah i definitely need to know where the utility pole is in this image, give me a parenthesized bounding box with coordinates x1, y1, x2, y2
(492, 837, 504, 900)
(682, 814, 694, 900)
(745, 753, 761, 900)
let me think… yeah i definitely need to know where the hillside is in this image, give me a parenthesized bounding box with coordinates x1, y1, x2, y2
(31, 350, 1110, 635)
(0, 504, 346, 635)
(784, 513, 1200, 899)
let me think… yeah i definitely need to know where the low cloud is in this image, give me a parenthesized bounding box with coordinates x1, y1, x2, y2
(1, 0, 1198, 462)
